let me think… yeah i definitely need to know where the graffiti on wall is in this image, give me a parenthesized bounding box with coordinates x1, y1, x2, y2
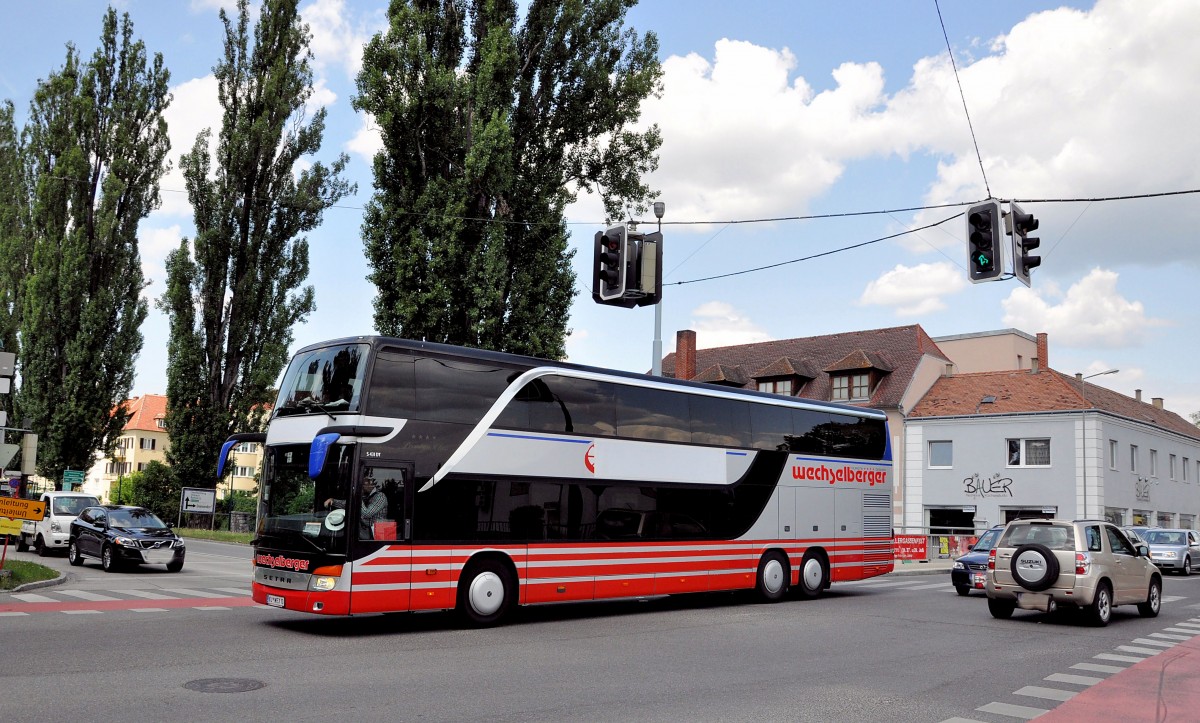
(963, 472, 1014, 498)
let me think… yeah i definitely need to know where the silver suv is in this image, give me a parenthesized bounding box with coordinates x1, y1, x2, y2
(985, 518, 1161, 626)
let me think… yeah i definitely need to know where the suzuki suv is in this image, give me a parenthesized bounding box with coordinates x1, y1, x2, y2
(985, 518, 1161, 627)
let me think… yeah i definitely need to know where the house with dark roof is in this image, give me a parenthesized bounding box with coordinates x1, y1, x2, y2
(660, 324, 956, 521)
(906, 336, 1200, 535)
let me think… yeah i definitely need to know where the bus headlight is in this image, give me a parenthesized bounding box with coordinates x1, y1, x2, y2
(310, 564, 343, 591)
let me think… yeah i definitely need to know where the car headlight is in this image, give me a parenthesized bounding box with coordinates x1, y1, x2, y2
(1159, 551, 1177, 559)
(173, 539, 186, 548)
(51, 521, 62, 532)
(114, 536, 138, 547)
(953, 561, 965, 570)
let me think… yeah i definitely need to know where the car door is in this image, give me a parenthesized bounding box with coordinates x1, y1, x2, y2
(1104, 524, 1141, 603)
(1190, 531, 1200, 569)
(74, 507, 98, 556)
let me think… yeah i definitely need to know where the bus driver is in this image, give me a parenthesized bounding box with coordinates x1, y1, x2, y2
(324, 474, 389, 539)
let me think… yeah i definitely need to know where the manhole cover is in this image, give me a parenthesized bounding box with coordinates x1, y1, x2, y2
(183, 678, 266, 693)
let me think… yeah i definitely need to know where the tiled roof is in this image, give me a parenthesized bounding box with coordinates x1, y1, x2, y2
(662, 324, 950, 410)
(909, 369, 1200, 441)
(691, 363, 750, 386)
(823, 349, 894, 373)
(120, 394, 168, 433)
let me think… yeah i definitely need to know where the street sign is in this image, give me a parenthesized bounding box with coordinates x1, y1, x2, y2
(0, 443, 17, 469)
(0, 497, 45, 521)
(0, 517, 21, 535)
(180, 487, 216, 514)
(62, 469, 84, 489)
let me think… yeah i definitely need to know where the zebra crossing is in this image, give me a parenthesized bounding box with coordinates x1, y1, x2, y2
(0, 586, 254, 616)
(939, 616, 1200, 721)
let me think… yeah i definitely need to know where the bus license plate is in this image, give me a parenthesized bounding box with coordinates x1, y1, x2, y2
(266, 594, 285, 608)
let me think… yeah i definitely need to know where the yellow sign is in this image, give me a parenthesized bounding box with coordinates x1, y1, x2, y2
(0, 497, 45, 521)
(0, 517, 21, 535)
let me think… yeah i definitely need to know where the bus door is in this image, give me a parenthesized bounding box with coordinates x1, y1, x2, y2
(835, 487, 865, 578)
(350, 462, 414, 614)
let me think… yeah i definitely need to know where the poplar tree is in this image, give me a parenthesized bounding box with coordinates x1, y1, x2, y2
(16, 9, 171, 480)
(160, 0, 352, 489)
(354, 0, 662, 358)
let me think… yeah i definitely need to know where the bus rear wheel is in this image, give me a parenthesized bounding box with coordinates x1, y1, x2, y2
(458, 558, 515, 627)
(755, 550, 790, 602)
(795, 551, 828, 599)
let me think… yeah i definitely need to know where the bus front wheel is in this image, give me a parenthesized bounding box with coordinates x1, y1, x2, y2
(795, 551, 828, 600)
(458, 557, 515, 627)
(755, 550, 790, 602)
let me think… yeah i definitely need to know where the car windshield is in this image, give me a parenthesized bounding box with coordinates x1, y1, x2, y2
(53, 497, 98, 515)
(1145, 530, 1187, 545)
(1002, 523, 1075, 550)
(109, 509, 168, 529)
(974, 529, 1002, 551)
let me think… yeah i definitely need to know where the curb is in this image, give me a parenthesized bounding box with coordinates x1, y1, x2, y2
(0, 568, 68, 595)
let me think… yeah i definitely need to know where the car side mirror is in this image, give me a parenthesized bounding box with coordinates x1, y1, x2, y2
(1136, 543, 1150, 557)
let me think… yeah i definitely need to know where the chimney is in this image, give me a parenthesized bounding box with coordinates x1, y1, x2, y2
(944, 363, 954, 376)
(1135, 389, 1142, 402)
(1036, 332, 1048, 371)
(1075, 372, 1083, 382)
(1153, 397, 1164, 410)
(676, 330, 697, 381)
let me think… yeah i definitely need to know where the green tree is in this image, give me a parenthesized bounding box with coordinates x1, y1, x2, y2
(0, 101, 33, 430)
(17, 9, 171, 481)
(354, 0, 662, 358)
(130, 460, 181, 521)
(160, 0, 353, 490)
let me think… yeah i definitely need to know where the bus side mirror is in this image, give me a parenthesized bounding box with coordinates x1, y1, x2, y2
(308, 433, 342, 479)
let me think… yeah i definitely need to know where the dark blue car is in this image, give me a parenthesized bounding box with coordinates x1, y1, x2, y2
(951, 525, 1005, 596)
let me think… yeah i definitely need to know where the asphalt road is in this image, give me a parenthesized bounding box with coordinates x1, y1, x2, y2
(3, 547, 1199, 723)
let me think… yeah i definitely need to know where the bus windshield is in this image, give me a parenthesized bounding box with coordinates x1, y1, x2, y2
(257, 443, 353, 555)
(275, 343, 368, 416)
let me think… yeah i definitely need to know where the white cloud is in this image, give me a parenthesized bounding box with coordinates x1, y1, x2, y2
(157, 75, 222, 218)
(1001, 267, 1167, 347)
(690, 301, 773, 348)
(858, 262, 967, 316)
(301, 0, 383, 80)
(346, 112, 383, 162)
(139, 225, 184, 299)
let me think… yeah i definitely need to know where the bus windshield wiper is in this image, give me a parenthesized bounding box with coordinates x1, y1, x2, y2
(296, 396, 338, 420)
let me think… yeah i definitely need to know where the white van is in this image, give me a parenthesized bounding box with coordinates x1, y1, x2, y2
(18, 492, 100, 556)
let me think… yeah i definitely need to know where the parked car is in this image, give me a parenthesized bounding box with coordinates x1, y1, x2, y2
(951, 525, 1005, 596)
(68, 505, 186, 572)
(1143, 528, 1200, 575)
(985, 518, 1160, 626)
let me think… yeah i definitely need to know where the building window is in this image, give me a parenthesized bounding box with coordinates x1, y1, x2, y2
(234, 465, 255, 478)
(1007, 438, 1050, 467)
(137, 463, 146, 471)
(1170, 454, 1177, 480)
(1109, 439, 1118, 469)
(1131, 444, 1138, 472)
(236, 442, 258, 453)
(928, 440, 953, 468)
(139, 437, 156, 450)
(757, 380, 792, 396)
(1150, 449, 1158, 477)
(156, 418, 166, 429)
(832, 373, 869, 401)
(1157, 511, 1174, 528)
(1184, 458, 1190, 482)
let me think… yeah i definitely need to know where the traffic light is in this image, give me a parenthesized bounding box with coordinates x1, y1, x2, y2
(966, 201, 1004, 283)
(1009, 202, 1041, 287)
(632, 230, 662, 307)
(592, 224, 628, 303)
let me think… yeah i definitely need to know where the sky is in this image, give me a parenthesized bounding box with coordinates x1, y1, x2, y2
(2, 0, 1199, 417)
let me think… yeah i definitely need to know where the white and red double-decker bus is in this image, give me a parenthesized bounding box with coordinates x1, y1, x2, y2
(224, 337, 893, 624)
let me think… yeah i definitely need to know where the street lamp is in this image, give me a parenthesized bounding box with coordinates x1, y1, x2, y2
(1079, 368, 1118, 519)
(651, 201, 665, 376)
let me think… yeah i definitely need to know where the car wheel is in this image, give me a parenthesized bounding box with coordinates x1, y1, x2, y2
(794, 550, 828, 600)
(988, 597, 1015, 619)
(1086, 582, 1112, 627)
(35, 534, 49, 557)
(1138, 578, 1162, 618)
(101, 544, 119, 573)
(67, 540, 84, 566)
(955, 585, 971, 597)
(166, 559, 184, 573)
(755, 550, 790, 602)
(16, 534, 28, 552)
(1183, 556, 1192, 577)
(1009, 543, 1060, 592)
(457, 558, 515, 626)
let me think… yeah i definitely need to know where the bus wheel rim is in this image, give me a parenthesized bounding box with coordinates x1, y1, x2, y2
(762, 558, 785, 594)
(468, 571, 505, 616)
(802, 557, 823, 591)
